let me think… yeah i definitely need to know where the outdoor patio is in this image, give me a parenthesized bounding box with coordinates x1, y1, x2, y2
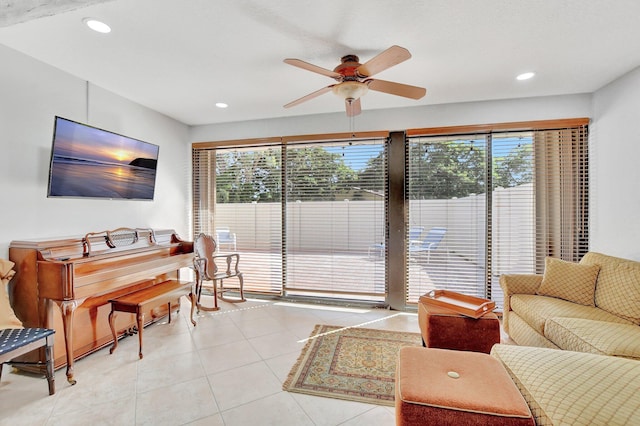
(208, 246, 501, 307)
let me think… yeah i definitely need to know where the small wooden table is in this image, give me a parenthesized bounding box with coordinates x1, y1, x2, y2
(108, 280, 196, 359)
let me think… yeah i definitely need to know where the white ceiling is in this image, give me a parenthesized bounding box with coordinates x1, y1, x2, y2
(1, 0, 640, 126)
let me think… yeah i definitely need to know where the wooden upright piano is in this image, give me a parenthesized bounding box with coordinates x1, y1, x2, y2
(8, 228, 194, 384)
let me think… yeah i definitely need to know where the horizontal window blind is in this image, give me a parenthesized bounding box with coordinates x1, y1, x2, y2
(406, 136, 488, 303)
(192, 146, 283, 295)
(192, 120, 588, 309)
(284, 140, 386, 301)
(406, 125, 588, 309)
(490, 132, 536, 308)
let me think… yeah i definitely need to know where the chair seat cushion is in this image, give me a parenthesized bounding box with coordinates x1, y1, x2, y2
(0, 328, 55, 356)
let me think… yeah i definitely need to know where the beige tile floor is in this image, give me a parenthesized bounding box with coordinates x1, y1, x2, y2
(0, 298, 423, 426)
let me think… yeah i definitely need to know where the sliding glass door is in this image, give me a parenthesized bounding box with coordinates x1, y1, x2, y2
(193, 137, 387, 302)
(193, 121, 588, 309)
(284, 140, 386, 301)
(193, 145, 284, 295)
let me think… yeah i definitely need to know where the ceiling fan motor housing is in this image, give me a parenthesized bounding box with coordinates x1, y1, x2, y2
(334, 55, 366, 80)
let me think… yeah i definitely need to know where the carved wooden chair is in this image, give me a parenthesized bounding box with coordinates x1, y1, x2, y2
(193, 233, 245, 311)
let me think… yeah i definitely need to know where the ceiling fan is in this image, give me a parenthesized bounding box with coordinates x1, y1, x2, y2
(283, 45, 426, 117)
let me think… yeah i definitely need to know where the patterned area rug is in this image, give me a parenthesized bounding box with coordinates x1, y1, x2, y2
(283, 324, 422, 406)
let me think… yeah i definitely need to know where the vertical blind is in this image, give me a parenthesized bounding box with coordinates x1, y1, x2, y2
(534, 127, 590, 267)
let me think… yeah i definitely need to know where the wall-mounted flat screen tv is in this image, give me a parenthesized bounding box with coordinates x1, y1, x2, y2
(47, 116, 159, 200)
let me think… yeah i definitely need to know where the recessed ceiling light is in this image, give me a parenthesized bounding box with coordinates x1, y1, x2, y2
(83, 18, 111, 34)
(516, 72, 535, 81)
(215, 102, 228, 108)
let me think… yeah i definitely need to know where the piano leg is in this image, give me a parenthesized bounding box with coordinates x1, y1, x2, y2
(137, 311, 144, 359)
(57, 300, 78, 385)
(108, 310, 118, 355)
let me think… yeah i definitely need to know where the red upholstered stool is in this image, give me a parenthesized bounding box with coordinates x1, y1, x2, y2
(418, 299, 500, 354)
(395, 347, 533, 426)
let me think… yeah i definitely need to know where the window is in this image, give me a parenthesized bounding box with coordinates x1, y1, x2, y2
(406, 135, 489, 302)
(192, 134, 388, 302)
(193, 119, 589, 309)
(406, 122, 588, 308)
(192, 145, 283, 295)
(284, 140, 386, 301)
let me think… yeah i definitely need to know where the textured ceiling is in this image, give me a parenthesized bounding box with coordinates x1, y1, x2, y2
(1, 0, 640, 125)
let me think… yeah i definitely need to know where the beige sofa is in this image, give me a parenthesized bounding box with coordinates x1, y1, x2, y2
(500, 252, 640, 359)
(491, 344, 640, 425)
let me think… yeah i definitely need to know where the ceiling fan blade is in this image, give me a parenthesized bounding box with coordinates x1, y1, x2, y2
(284, 58, 342, 79)
(284, 85, 335, 108)
(367, 79, 426, 99)
(345, 98, 362, 117)
(356, 45, 411, 78)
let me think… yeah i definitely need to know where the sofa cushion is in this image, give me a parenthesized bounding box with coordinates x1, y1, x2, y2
(507, 313, 560, 349)
(545, 317, 640, 359)
(1, 259, 23, 329)
(537, 257, 600, 306)
(581, 252, 640, 324)
(491, 344, 640, 426)
(510, 294, 629, 335)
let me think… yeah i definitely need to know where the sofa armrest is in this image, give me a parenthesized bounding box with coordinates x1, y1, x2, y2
(499, 274, 543, 334)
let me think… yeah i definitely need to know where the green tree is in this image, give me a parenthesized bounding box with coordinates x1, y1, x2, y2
(286, 147, 357, 201)
(214, 140, 533, 203)
(357, 139, 532, 200)
(216, 149, 281, 203)
(493, 143, 533, 188)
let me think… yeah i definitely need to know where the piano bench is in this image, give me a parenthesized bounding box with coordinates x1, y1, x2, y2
(108, 280, 196, 359)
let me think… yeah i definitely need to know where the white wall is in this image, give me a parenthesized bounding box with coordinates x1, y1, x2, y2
(0, 45, 191, 257)
(590, 67, 640, 260)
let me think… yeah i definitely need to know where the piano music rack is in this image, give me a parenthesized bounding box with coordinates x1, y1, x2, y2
(83, 227, 156, 257)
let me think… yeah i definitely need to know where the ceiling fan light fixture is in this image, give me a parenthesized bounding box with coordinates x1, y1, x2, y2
(332, 81, 368, 101)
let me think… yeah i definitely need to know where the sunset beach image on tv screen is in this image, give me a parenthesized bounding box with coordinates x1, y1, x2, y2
(47, 117, 159, 200)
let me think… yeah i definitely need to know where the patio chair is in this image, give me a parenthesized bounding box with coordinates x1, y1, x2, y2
(215, 227, 237, 251)
(193, 233, 245, 311)
(409, 227, 447, 262)
(367, 226, 425, 258)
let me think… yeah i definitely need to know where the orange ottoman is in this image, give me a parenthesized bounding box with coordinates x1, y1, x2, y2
(418, 301, 500, 354)
(395, 347, 533, 426)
